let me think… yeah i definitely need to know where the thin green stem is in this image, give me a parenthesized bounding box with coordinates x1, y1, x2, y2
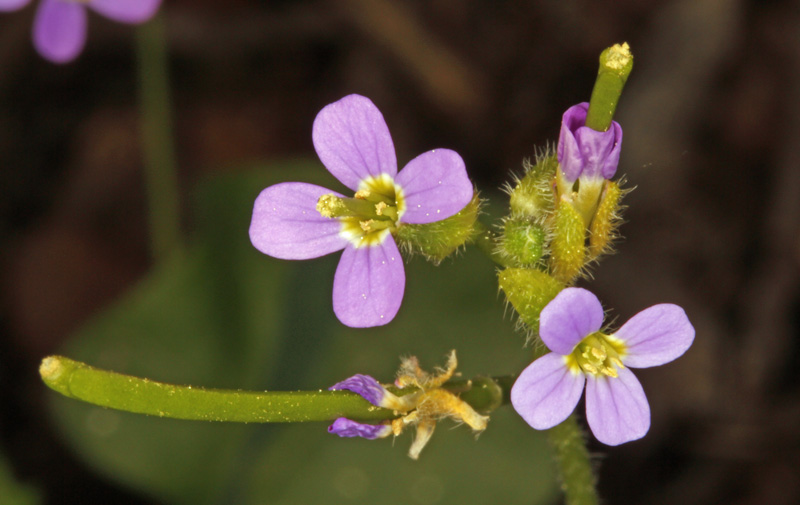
(585, 42, 634, 132)
(40, 356, 512, 423)
(136, 15, 182, 262)
(547, 415, 599, 505)
(470, 219, 511, 266)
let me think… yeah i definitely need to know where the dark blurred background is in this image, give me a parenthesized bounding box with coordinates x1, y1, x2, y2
(1, 1, 799, 504)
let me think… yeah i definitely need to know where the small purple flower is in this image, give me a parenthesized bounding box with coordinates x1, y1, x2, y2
(328, 418, 392, 440)
(0, 0, 161, 64)
(511, 287, 694, 446)
(557, 102, 622, 182)
(249, 94, 473, 328)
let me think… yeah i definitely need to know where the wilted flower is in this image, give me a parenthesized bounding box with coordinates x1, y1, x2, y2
(249, 94, 473, 327)
(511, 287, 694, 445)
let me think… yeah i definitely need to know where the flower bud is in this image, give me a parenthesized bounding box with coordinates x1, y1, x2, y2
(508, 154, 557, 219)
(498, 268, 564, 334)
(549, 201, 586, 283)
(588, 180, 623, 259)
(501, 218, 546, 267)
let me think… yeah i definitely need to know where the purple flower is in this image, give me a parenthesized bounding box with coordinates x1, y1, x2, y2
(0, 0, 161, 64)
(510, 287, 694, 445)
(557, 102, 622, 182)
(328, 418, 392, 440)
(249, 94, 473, 328)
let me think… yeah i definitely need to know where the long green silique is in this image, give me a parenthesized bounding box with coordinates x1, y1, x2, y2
(40, 356, 509, 424)
(585, 43, 633, 132)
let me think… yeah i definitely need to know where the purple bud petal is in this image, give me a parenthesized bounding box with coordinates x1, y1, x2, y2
(329, 374, 388, 407)
(395, 149, 473, 224)
(615, 304, 695, 368)
(557, 103, 622, 181)
(33, 0, 87, 64)
(332, 237, 405, 328)
(328, 418, 392, 440)
(89, 0, 161, 23)
(249, 182, 349, 260)
(511, 352, 585, 430)
(539, 288, 605, 355)
(585, 367, 650, 446)
(0, 0, 30, 12)
(312, 94, 397, 192)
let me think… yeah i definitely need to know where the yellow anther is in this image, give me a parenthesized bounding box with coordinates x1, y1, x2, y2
(602, 366, 618, 378)
(591, 346, 607, 361)
(354, 189, 370, 199)
(316, 194, 345, 218)
(360, 220, 374, 232)
(581, 363, 599, 375)
(375, 201, 388, 216)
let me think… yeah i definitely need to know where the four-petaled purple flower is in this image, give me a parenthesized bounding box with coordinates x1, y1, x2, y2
(249, 94, 473, 328)
(557, 102, 623, 183)
(0, 0, 161, 64)
(511, 287, 694, 445)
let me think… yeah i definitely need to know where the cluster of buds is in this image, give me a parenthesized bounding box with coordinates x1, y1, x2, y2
(498, 101, 627, 336)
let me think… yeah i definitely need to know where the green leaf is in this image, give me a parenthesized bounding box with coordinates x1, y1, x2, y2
(48, 162, 557, 505)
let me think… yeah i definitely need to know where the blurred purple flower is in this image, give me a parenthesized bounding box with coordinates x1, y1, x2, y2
(511, 287, 694, 445)
(0, 0, 161, 64)
(557, 102, 623, 182)
(249, 94, 473, 328)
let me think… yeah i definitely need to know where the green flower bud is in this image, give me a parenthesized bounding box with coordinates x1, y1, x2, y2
(395, 193, 480, 264)
(588, 180, 624, 259)
(498, 268, 564, 335)
(507, 153, 557, 219)
(501, 218, 546, 267)
(549, 202, 586, 283)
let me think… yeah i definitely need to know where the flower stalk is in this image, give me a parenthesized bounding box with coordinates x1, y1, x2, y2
(136, 14, 182, 262)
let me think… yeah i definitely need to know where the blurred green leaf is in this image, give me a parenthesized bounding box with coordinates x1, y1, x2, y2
(49, 161, 557, 505)
(0, 453, 40, 505)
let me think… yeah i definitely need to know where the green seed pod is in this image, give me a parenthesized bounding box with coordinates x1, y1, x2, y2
(498, 268, 564, 334)
(549, 202, 587, 283)
(394, 193, 480, 264)
(501, 218, 546, 267)
(588, 180, 623, 259)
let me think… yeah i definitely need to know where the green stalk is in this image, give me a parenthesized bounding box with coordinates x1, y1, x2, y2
(547, 416, 599, 505)
(40, 356, 510, 423)
(470, 219, 511, 266)
(136, 15, 182, 261)
(585, 43, 634, 132)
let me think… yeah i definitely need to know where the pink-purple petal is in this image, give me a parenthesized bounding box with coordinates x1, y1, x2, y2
(312, 94, 397, 192)
(0, 0, 30, 12)
(511, 352, 585, 430)
(328, 418, 392, 440)
(33, 0, 87, 64)
(329, 374, 388, 407)
(249, 182, 348, 260)
(332, 237, 405, 328)
(615, 304, 695, 368)
(539, 287, 605, 355)
(89, 0, 161, 23)
(395, 149, 473, 224)
(585, 367, 650, 446)
(557, 102, 622, 181)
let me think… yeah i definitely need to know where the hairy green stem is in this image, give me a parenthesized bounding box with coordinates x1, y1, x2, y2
(585, 42, 633, 132)
(40, 356, 511, 423)
(547, 415, 599, 505)
(470, 219, 511, 266)
(136, 15, 182, 261)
